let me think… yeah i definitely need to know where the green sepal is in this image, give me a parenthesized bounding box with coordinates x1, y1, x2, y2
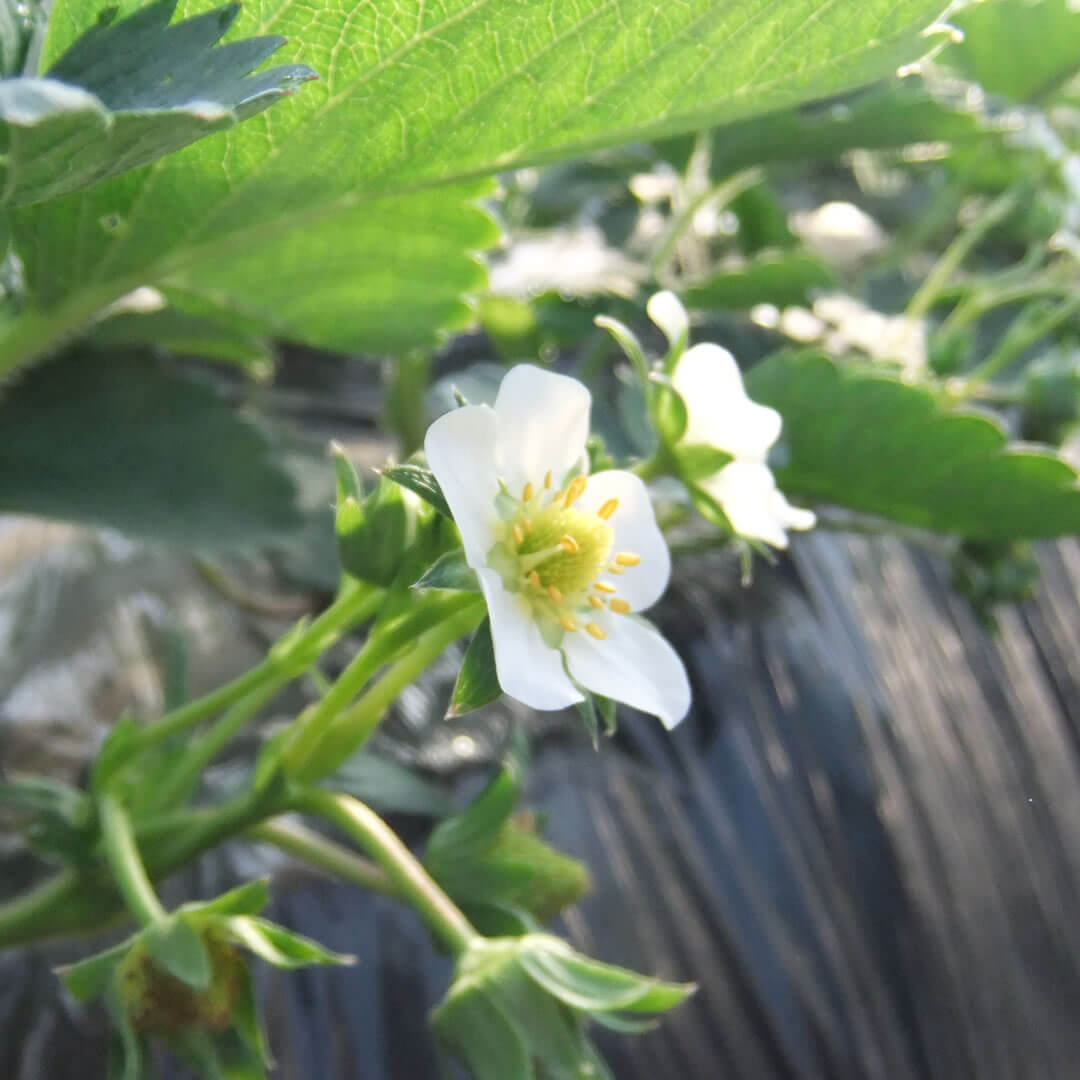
(59, 941, 130, 1002)
(649, 375, 689, 447)
(413, 548, 481, 592)
(382, 463, 454, 519)
(674, 444, 734, 481)
(425, 738, 589, 922)
(222, 916, 354, 970)
(144, 915, 212, 991)
(595, 314, 649, 384)
(446, 616, 501, 717)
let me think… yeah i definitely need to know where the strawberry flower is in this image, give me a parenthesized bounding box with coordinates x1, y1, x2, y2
(648, 291, 816, 549)
(425, 365, 690, 728)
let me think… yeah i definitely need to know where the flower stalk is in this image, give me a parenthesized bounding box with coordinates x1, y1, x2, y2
(295, 790, 478, 956)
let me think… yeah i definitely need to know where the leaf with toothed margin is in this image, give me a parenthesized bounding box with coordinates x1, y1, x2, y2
(2, 0, 949, 382)
(0, 1, 316, 208)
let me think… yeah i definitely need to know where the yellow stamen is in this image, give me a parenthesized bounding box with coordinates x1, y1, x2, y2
(609, 598, 631, 614)
(512, 524, 524, 546)
(559, 615, 578, 632)
(588, 595, 604, 609)
(615, 551, 641, 567)
(564, 475, 587, 508)
(548, 584, 564, 604)
(560, 534, 579, 554)
(522, 481, 534, 502)
(522, 517, 533, 533)
(528, 571, 541, 589)
(585, 622, 607, 640)
(608, 564, 625, 575)
(597, 498, 619, 520)
(593, 582, 617, 594)
(544, 470, 552, 489)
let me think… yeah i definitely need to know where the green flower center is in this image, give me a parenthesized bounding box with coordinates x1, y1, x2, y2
(487, 472, 642, 644)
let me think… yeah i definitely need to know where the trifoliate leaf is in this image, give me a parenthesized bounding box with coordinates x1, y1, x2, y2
(0, 0, 316, 207)
(745, 350, 1080, 540)
(446, 617, 501, 718)
(4, 0, 949, 380)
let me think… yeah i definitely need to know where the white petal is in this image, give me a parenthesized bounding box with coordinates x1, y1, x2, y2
(478, 568, 583, 712)
(492, 364, 591, 493)
(424, 404, 500, 566)
(673, 344, 781, 462)
(702, 462, 794, 549)
(563, 614, 690, 729)
(772, 490, 816, 533)
(647, 290, 689, 349)
(575, 470, 670, 611)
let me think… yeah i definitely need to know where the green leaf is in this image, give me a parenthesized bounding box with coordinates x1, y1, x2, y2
(447, 617, 501, 718)
(144, 915, 212, 991)
(383, 464, 453, 520)
(745, 350, 1080, 540)
(944, 0, 1080, 104)
(89, 290, 274, 376)
(224, 916, 354, 969)
(58, 941, 130, 1001)
(0, 349, 301, 548)
(680, 251, 837, 311)
(0, 1, 316, 207)
(413, 548, 481, 593)
(4, 0, 948, 377)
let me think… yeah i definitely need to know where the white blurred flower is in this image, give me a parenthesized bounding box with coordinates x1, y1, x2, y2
(649, 291, 816, 549)
(425, 365, 690, 728)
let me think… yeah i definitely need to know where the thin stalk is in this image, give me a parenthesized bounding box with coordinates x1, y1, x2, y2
(98, 793, 167, 927)
(905, 189, 1020, 320)
(132, 582, 382, 753)
(148, 675, 291, 812)
(286, 593, 485, 783)
(249, 819, 395, 897)
(650, 167, 764, 280)
(296, 790, 477, 955)
(951, 293, 1080, 400)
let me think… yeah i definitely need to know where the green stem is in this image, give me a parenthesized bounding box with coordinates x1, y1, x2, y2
(287, 593, 485, 783)
(950, 293, 1080, 400)
(296, 790, 477, 955)
(249, 819, 396, 897)
(98, 793, 168, 927)
(133, 581, 382, 753)
(905, 189, 1020, 320)
(148, 675, 291, 812)
(650, 167, 764, 280)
